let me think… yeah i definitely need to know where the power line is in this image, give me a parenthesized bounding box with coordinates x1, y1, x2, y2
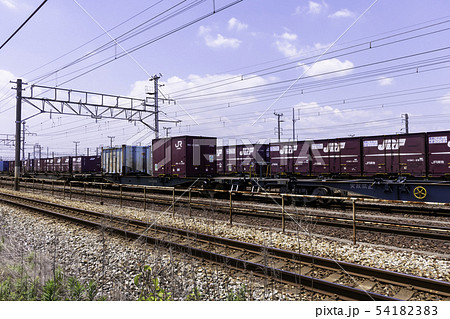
(0, 0, 48, 51)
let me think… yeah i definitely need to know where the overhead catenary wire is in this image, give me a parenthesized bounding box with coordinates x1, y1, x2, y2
(0, 0, 48, 51)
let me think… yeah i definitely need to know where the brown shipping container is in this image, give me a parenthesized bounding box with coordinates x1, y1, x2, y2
(224, 145, 237, 174)
(8, 161, 15, 173)
(235, 144, 269, 175)
(153, 136, 216, 178)
(35, 159, 45, 172)
(60, 156, 72, 173)
(73, 156, 101, 173)
(311, 137, 361, 176)
(44, 158, 54, 172)
(216, 146, 225, 174)
(362, 133, 426, 176)
(427, 131, 450, 177)
(152, 138, 171, 176)
(269, 141, 310, 175)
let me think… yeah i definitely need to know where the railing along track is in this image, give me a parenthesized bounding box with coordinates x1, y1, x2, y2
(1, 191, 449, 301)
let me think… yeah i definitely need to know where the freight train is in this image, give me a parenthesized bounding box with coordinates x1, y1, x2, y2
(2, 130, 450, 203)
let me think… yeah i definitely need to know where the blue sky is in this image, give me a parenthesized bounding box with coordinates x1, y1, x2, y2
(1, 0, 450, 158)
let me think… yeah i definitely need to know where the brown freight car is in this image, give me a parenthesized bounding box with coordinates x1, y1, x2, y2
(362, 133, 426, 177)
(153, 136, 216, 178)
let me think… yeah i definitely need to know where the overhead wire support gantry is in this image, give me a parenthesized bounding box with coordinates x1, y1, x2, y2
(11, 79, 182, 190)
(22, 84, 158, 124)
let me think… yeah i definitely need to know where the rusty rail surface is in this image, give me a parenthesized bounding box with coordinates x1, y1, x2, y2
(1, 190, 449, 300)
(2, 178, 448, 242)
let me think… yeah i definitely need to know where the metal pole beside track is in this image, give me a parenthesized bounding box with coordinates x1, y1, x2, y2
(120, 185, 123, 208)
(352, 199, 357, 245)
(14, 79, 22, 191)
(229, 191, 233, 226)
(189, 188, 192, 217)
(282, 195, 285, 233)
(172, 187, 175, 216)
(143, 186, 146, 211)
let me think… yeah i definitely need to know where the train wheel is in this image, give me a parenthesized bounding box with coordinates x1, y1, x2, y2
(312, 187, 332, 205)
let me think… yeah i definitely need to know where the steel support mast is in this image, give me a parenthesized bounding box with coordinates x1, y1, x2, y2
(13, 79, 23, 191)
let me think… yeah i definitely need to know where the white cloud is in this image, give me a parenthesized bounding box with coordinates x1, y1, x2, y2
(308, 1, 324, 14)
(228, 17, 248, 32)
(295, 1, 328, 15)
(198, 25, 241, 49)
(328, 8, 355, 18)
(0, 69, 15, 85)
(274, 32, 299, 57)
(301, 58, 354, 78)
(438, 92, 450, 104)
(279, 32, 297, 41)
(0, 0, 16, 9)
(377, 76, 394, 86)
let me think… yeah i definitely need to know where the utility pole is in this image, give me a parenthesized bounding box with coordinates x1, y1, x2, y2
(402, 113, 409, 134)
(274, 112, 284, 142)
(22, 121, 25, 160)
(107, 136, 115, 148)
(292, 108, 296, 141)
(150, 74, 161, 138)
(73, 141, 80, 156)
(12, 79, 23, 191)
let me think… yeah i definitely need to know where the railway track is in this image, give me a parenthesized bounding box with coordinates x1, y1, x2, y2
(5, 179, 448, 242)
(0, 190, 449, 301)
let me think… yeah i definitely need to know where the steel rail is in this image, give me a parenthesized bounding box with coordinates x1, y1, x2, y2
(1, 191, 449, 300)
(9, 179, 448, 241)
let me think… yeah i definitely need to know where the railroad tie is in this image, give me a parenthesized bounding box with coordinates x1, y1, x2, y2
(273, 260, 287, 269)
(299, 266, 312, 276)
(229, 251, 244, 259)
(356, 279, 376, 291)
(249, 256, 264, 264)
(322, 273, 343, 283)
(393, 288, 415, 300)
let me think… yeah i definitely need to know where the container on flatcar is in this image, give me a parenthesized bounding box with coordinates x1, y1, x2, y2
(73, 155, 101, 173)
(362, 133, 426, 176)
(152, 138, 171, 176)
(269, 141, 310, 175)
(216, 145, 225, 174)
(152, 136, 216, 178)
(0, 160, 9, 172)
(102, 145, 151, 175)
(427, 131, 450, 177)
(57, 156, 72, 173)
(8, 161, 15, 173)
(310, 137, 362, 176)
(22, 159, 34, 173)
(43, 158, 54, 172)
(235, 144, 269, 176)
(224, 145, 237, 174)
(34, 158, 44, 172)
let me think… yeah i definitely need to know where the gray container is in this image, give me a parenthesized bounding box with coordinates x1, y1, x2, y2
(102, 145, 151, 175)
